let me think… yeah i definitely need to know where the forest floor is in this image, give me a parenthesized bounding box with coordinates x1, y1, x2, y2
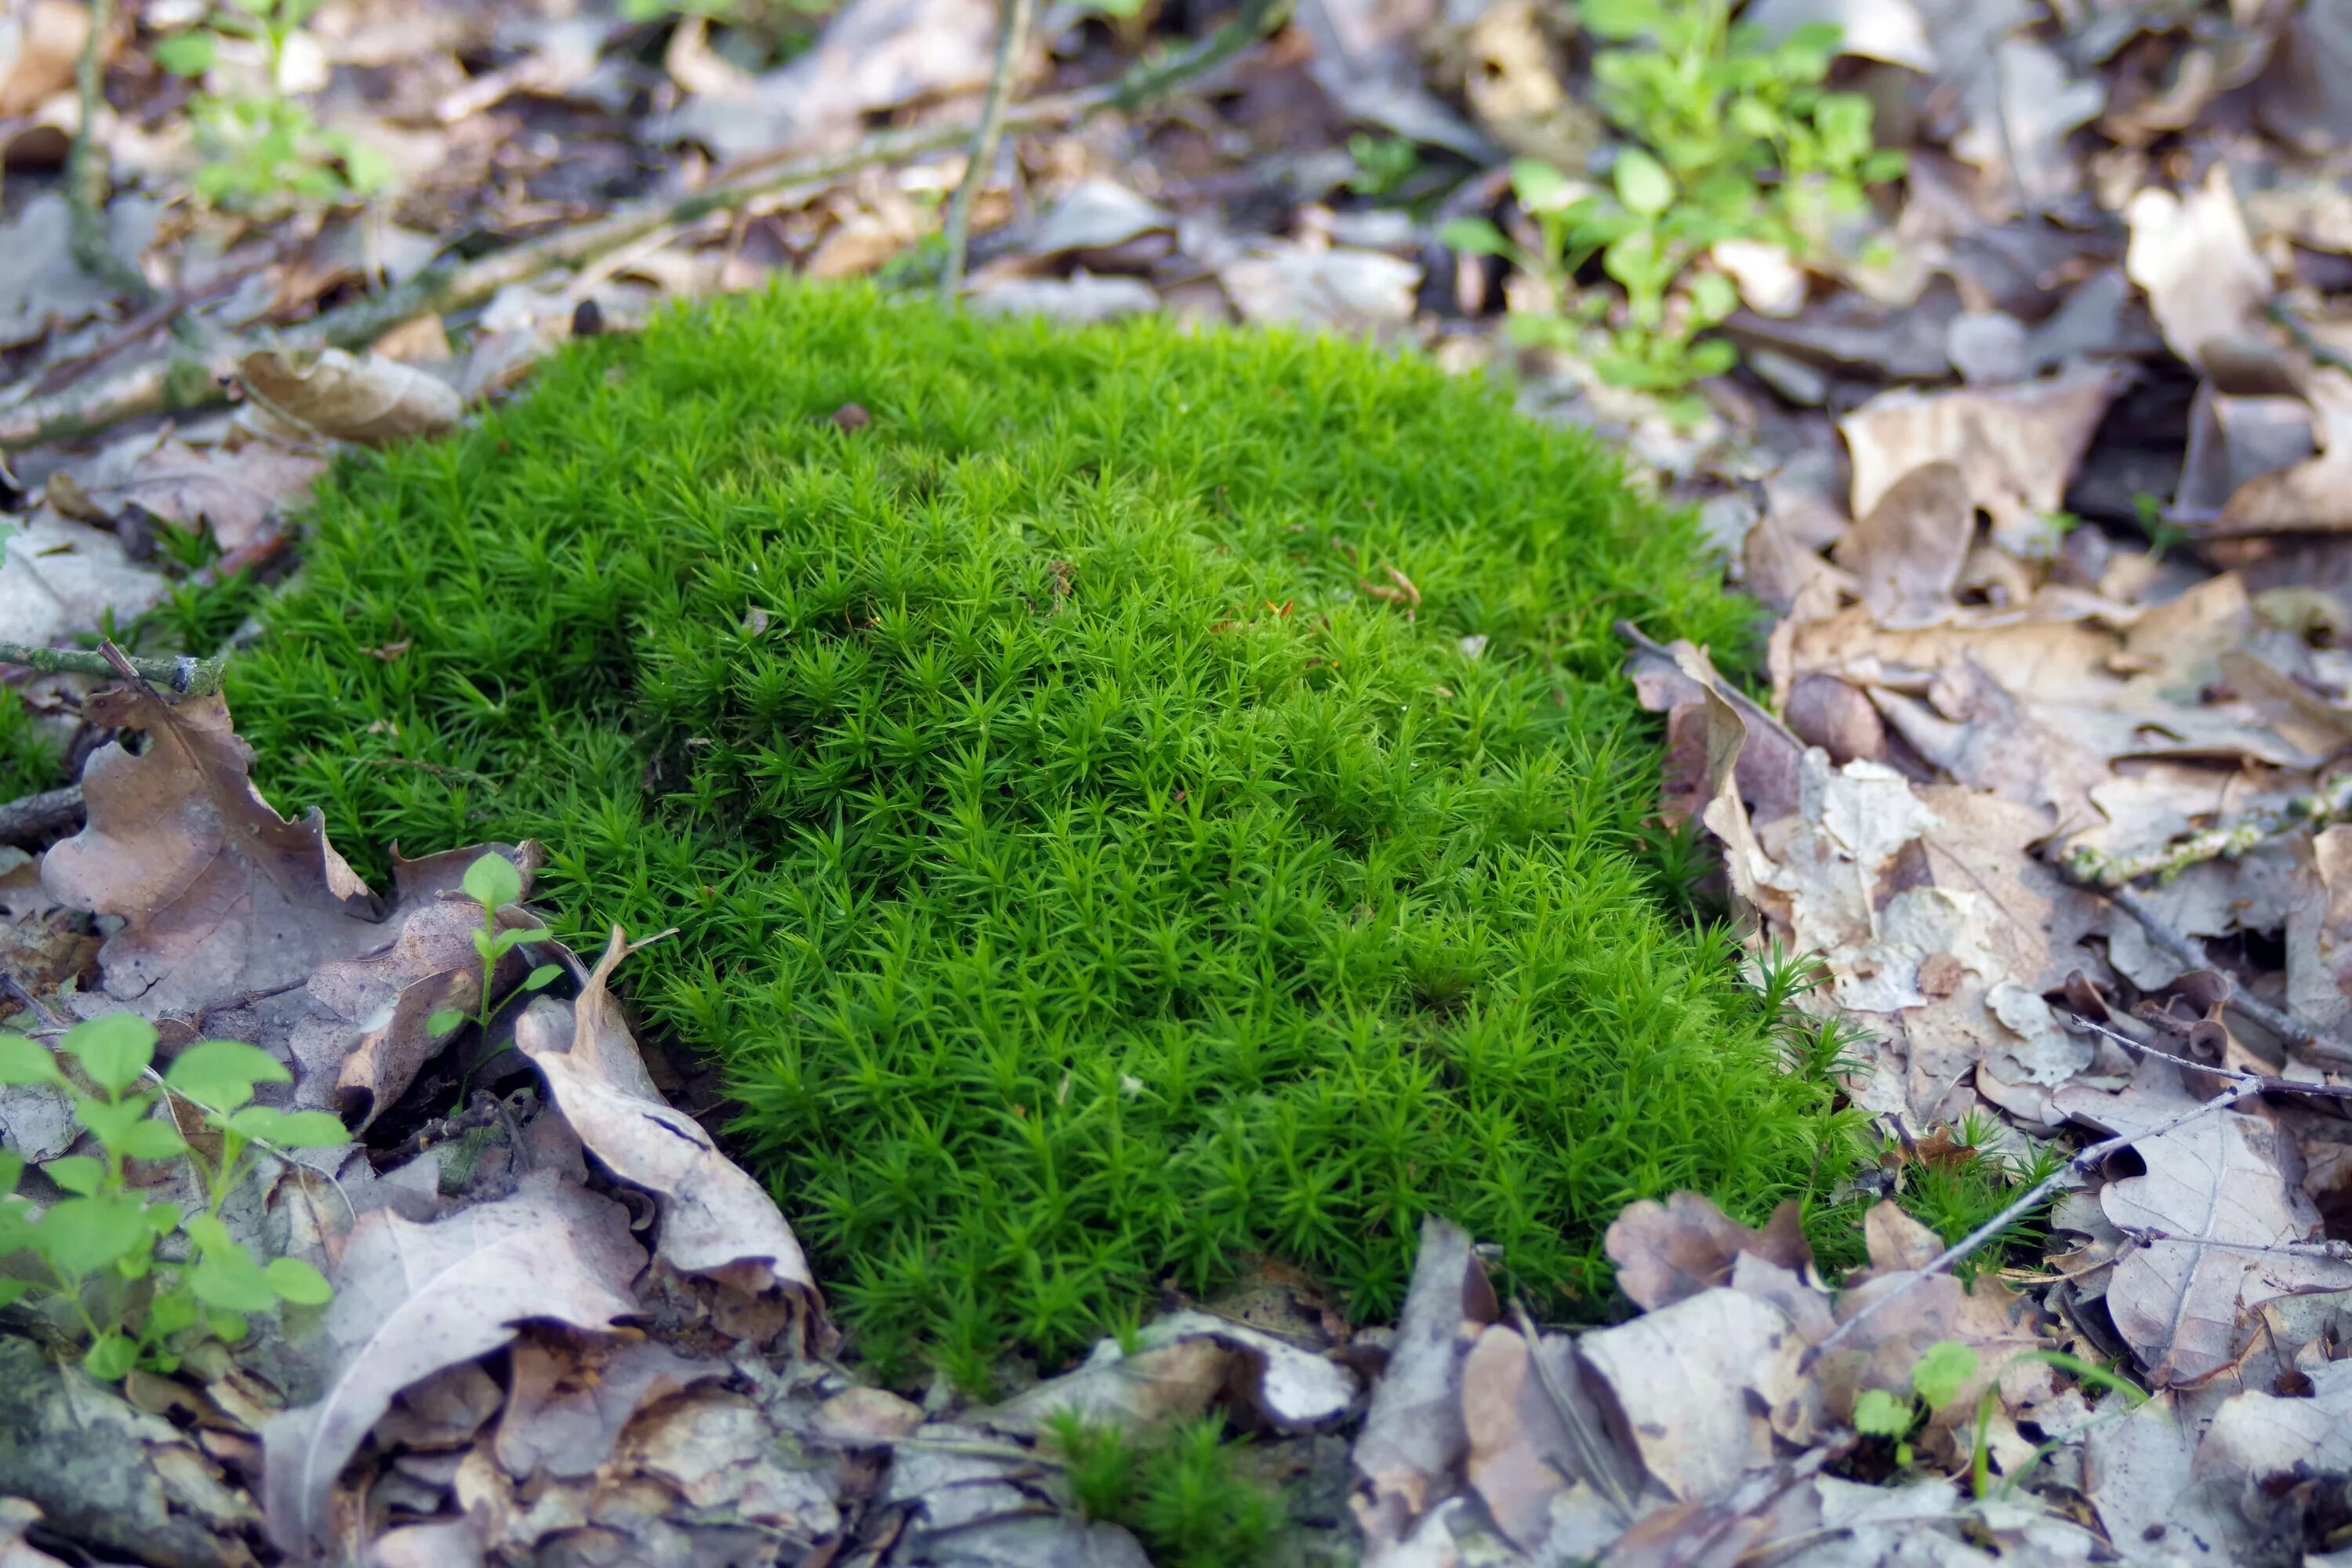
(8, 0, 2352, 1563)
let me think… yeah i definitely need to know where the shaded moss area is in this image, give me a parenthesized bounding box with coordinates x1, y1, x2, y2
(234, 285, 1853, 1381)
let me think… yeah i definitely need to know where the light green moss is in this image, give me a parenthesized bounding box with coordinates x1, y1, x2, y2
(234, 283, 1855, 1384)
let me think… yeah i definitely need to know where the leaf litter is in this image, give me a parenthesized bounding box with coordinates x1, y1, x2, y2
(23, 0, 2352, 1563)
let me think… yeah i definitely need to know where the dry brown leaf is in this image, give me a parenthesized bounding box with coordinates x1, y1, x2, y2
(494, 1334, 717, 1482)
(41, 677, 386, 1020)
(0, 507, 172, 651)
(0, 1, 87, 118)
(1350, 1216, 1495, 1548)
(2054, 1059, 2352, 1385)
(513, 929, 815, 1310)
(1603, 1192, 1813, 1312)
(0, 193, 158, 352)
(1830, 460, 1972, 626)
(1839, 363, 2123, 559)
(609, 1388, 841, 1536)
(1461, 1325, 1635, 1559)
(982, 1309, 1357, 1437)
(2125, 165, 2273, 373)
(236, 347, 462, 445)
(88, 437, 328, 554)
(260, 1173, 646, 1552)
(1221, 245, 1421, 333)
(1576, 1287, 1808, 1504)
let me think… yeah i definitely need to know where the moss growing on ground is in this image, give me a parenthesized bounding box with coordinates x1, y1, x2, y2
(234, 285, 1853, 1381)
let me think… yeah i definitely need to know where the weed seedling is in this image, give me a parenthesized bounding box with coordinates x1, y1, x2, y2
(153, 0, 392, 210)
(0, 1016, 339, 1377)
(1855, 1339, 2145, 1496)
(426, 851, 563, 1107)
(1443, 0, 1902, 412)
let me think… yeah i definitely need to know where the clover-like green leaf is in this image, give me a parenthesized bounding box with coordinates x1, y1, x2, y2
(82, 1332, 138, 1381)
(1438, 217, 1512, 260)
(1911, 1341, 1980, 1412)
(151, 29, 217, 76)
(266, 1255, 332, 1305)
(62, 1015, 157, 1095)
(523, 964, 563, 993)
(1852, 1387, 1914, 1439)
(165, 1040, 292, 1111)
(37, 1196, 150, 1280)
(462, 851, 524, 913)
(42, 1156, 103, 1197)
(0, 1036, 65, 1088)
(118, 1120, 190, 1163)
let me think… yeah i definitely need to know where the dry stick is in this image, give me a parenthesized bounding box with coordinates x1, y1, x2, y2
(2094, 879, 2352, 1067)
(938, 0, 1038, 306)
(65, 0, 157, 307)
(0, 786, 85, 848)
(0, 641, 224, 695)
(2061, 774, 2352, 888)
(2, 0, 1293, 456)
(1800, 1066, 2270, 1373)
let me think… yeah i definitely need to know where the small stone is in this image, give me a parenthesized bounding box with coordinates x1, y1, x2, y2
(572, 297, 604, 338)
(831, 403, 870, 432)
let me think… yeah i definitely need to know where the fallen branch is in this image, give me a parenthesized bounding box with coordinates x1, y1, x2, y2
(2, 0, 1294, 455)
(2061, 775, 2352, 888)
(66, 0, 157, 307)
(2090, 880, 2352, 1067)
(0, 641, 225, 696)
(1802, 1062, 2269, 1373)
(0, 786, 84, 848)
(938, 0, 1038, 305)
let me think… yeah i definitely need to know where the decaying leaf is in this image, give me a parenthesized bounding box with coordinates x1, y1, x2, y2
(2125, 165, 2272, 373)
(236, 347, 463, 445)
(513, 928, 816, 1316)
(1577, 1287, 1809, 1504)
(42, 674, 387, 1020)
(1604, 1192, 1813, 1312)
(260, 1174, 646, 1552)
(981, 1309, 1358, 1437)
(494, 1333, 720, 1482)
(1351, 1216, 1494, 1548)
(2055, 1059, 2352, 1385)
(1461, 1324, 1637, 1559)
(1220, 246, 1421, 333)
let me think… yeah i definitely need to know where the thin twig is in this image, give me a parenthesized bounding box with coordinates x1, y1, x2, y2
(2093, 880, 2352, 1066)
(0, 641, 224, 696)
(1802, 1069, 2269, 1372)
(2061, 775, 2352, 888)
(2074, 1012, 2352, 1102)
(1, 0, 1294, 456)
(64, 0, 157, 307)
(2116, 1225, 2352, 1262)
(939, 0, 1037, 305)
(0, 786, 85, 848)
(1512, 1302, 1634, 1519)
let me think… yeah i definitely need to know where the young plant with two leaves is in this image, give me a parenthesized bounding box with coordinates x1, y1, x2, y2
(1443, 0, 1904, 415)
(0, 1015, 340, 1378)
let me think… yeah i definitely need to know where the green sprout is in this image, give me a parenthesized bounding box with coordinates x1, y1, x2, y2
(425, 851, 564, 1109)
(0, 1015, 340, 1379)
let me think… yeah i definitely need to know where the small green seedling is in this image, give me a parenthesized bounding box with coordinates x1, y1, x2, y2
(154, 0, 392, 210)
(0, 1015, 340, 1378)
(1346, 134, 1423, 198)
(1443, 0, 1903, 414)
(2132, 492, 2190, 563)
(1855, 1340, 2146, 1495)
(426, 852, 562, 1106)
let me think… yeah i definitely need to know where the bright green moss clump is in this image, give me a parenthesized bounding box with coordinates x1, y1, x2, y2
(235, 285, 1849, 1381)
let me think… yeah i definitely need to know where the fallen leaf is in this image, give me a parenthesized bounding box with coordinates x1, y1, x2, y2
(1021, 180, 1172, 259)
(1350, 1216, 1495, 1548)
(87, 437, 328, 555)
(1839, 363, 2124, 559)
(236, 347, 463, 445)
(1830, 460, 1973, 626)
(1461, 1324, 1635, 1559)
(982, 1308, 1358, 1436)
(1221, 245, 1421, 333)
(2081, 1391, 2251, 1566)
(0, 192, 158, 351)
(967, 270, 1163, 324)
(608, 1387, 841, 1535)
(0, 508, 172, 652)
(1948, 38, 2106, 209)
(2055, 1058, 2352, 1384)
(494, 1333, 718, 1482)
(1740, 0, 1934, 71)
(1603, 1192, 1813, 1312)
(0, 0, 86, 118)
(42, 674, 387, 1020)
(1576, 1287, 1807, 1504)
(2125, 165, 2274, 373)
(260, 1173, 646, 1552)
(513, 929, 816, 1312)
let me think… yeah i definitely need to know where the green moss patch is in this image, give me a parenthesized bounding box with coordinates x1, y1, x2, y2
(234, 285, 1849, 1381)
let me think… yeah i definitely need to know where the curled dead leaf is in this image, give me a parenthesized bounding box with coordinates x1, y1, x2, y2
(236, 347, 463, 445)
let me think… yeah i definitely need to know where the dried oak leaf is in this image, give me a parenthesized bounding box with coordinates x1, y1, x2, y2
(236, 347, 461, 445)
(1604, 1192, 1813, 1312)
(260, 1173, 645, 1552)
(2125, 165, 2273, 373)
(513, 928, 817, 1315)
(42, 675, 386, 1020)
(980, 1308, 1358, 1438)
(495, 1333, 719, 1482)
(1461, 1323, 1639, 1559)
(2053, 1059, 2352, 1385)
(1350, 1215, 1496, 1548)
